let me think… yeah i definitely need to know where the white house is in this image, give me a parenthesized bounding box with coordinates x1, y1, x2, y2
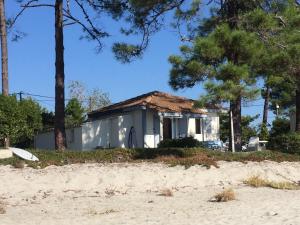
(34, 91, 222, 150)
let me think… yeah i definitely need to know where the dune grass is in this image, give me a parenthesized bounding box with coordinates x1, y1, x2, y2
(244, 175, 300, 190)
(0, 201, 6, 214)
(212, 188, 236, 202)
(158, 189, 173, 197)
(0, 148, 300, 169)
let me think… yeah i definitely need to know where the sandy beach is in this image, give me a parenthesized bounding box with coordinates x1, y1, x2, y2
(0, 161, 300, 225)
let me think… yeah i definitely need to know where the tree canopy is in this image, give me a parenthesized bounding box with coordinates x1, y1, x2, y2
(0, 95, 42, 148)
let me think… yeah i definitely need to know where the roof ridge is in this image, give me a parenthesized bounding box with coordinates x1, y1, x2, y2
(87, 90, 205, 117)
(88, 90, 160, 114)
(153, 91, 189, 100)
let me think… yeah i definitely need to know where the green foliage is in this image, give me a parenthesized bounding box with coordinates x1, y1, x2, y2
(158, 137, 202, 148)
(269, 132, 300, 154)
(268, 117, 292, 152)
(65, 98, 85, 127)
(259, 123, 269, 140)
(1, 148, 300, 169)
(41, 109, 54, 130)
(0, 95, 24, 146)
(269, 117, 290, 137)
(169, 23, 263, 106)
(112, 43, 141, 63)
(245, 3, 300, 117)
(17, 98, 43, 147)
(0, 95, 42, 147)
(220, 113, 258, 144)
(103, 0, 201, 62)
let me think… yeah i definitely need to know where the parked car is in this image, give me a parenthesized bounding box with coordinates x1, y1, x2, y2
(203, 140, 225, 151)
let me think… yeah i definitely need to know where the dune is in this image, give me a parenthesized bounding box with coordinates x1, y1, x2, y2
(0, 161, 299, 225)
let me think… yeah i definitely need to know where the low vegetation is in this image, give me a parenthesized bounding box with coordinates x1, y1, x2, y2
(1, 148, 300, 169)
(212, 188, 236, 202)
(158, 189, 173, 197)
(0, 201, 6, 214)
(12, 160, 25, 169)
(105, 188, 116, 197)
(87, 208, 118, 216)
(244, 175, 300, 190)
(158, 137, 202, 148)
(268, 132, 300, 155)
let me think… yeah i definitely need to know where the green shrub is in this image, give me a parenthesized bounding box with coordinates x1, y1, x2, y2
(158, 136, 202, 148)
(269, 117, 290, 137)
(269, 132, 300, 154)
(259, 123, 269, 141)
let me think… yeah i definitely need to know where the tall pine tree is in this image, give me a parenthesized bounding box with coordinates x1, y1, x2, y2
(169, 23, 263, 150)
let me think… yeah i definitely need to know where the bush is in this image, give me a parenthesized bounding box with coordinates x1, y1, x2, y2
(0, 95, 42, 148)
(259, 123, 269, 141)
(269, 132, 300, 154)
(212, 188, 235, 202)
(269, 117, 290, 137)
(158, 136, 202, 148)
(244, 175, 299, 190)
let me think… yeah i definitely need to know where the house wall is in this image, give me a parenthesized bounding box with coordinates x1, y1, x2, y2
(82, 109, 144, 150)
(35, 110, 221, 150)
(144, 110, 155, 148)
(34, 131, 55, 150)
(188, 113, 220, 141)
(34, 127, 82, 150)
(204, 114, 220, 141)
(81, 119, 110, 150)
(66, 127, 83, 150)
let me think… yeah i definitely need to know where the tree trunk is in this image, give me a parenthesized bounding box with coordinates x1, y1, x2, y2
(262, 85, 270, 125)
(226, 0, 238, 29)
(295, 88, 300, 132)
(0, 0, 8, 96)
(0, 0, 9, 149)
(229, 106, 235, 152)
(225, 0, 242, 151)
(54, 0, 66, 151)
(230, 95, 242, 151)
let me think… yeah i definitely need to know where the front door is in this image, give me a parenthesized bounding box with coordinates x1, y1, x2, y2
(163, 118, 172, 140)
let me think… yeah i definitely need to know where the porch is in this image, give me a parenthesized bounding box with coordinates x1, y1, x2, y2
(144, 111, 216, 148)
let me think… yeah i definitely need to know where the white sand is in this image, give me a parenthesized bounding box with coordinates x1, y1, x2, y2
(0, 161, 300, 225)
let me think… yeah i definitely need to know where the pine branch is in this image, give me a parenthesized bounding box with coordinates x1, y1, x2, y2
(73, 0, 108, 39)
(62, 10, 107, 51)
(8, 0, 42, 29)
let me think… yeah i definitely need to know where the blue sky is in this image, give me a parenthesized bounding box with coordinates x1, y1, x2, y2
(4, 1, 273, 126)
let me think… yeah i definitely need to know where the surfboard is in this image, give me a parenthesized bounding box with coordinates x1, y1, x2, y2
(10, 147, 39, 161)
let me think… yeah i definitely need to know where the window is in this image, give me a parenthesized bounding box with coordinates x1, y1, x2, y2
(195, 118, 202, 134)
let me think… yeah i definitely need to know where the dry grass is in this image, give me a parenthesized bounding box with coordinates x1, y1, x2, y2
(0, 201, 6, 214)
(105, 188, 116, 197)
(244, 175, 300, 190)
(212, 188, 236, 202)
(13, 160, 25, 169)
(87, 208, 118, 216)
(158, 188, 173, 197)
(1, 148, 300, 169)
(155, 154, 219, 169)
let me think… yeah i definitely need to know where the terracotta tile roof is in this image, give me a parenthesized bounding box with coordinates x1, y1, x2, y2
(88, 91, 206, 118)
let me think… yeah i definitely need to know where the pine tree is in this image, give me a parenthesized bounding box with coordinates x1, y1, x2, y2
(169, 23, 263, 151)
(65, 98, 85, 127)
(246, 1, 300, 130)
(0, 0, 9, 148)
